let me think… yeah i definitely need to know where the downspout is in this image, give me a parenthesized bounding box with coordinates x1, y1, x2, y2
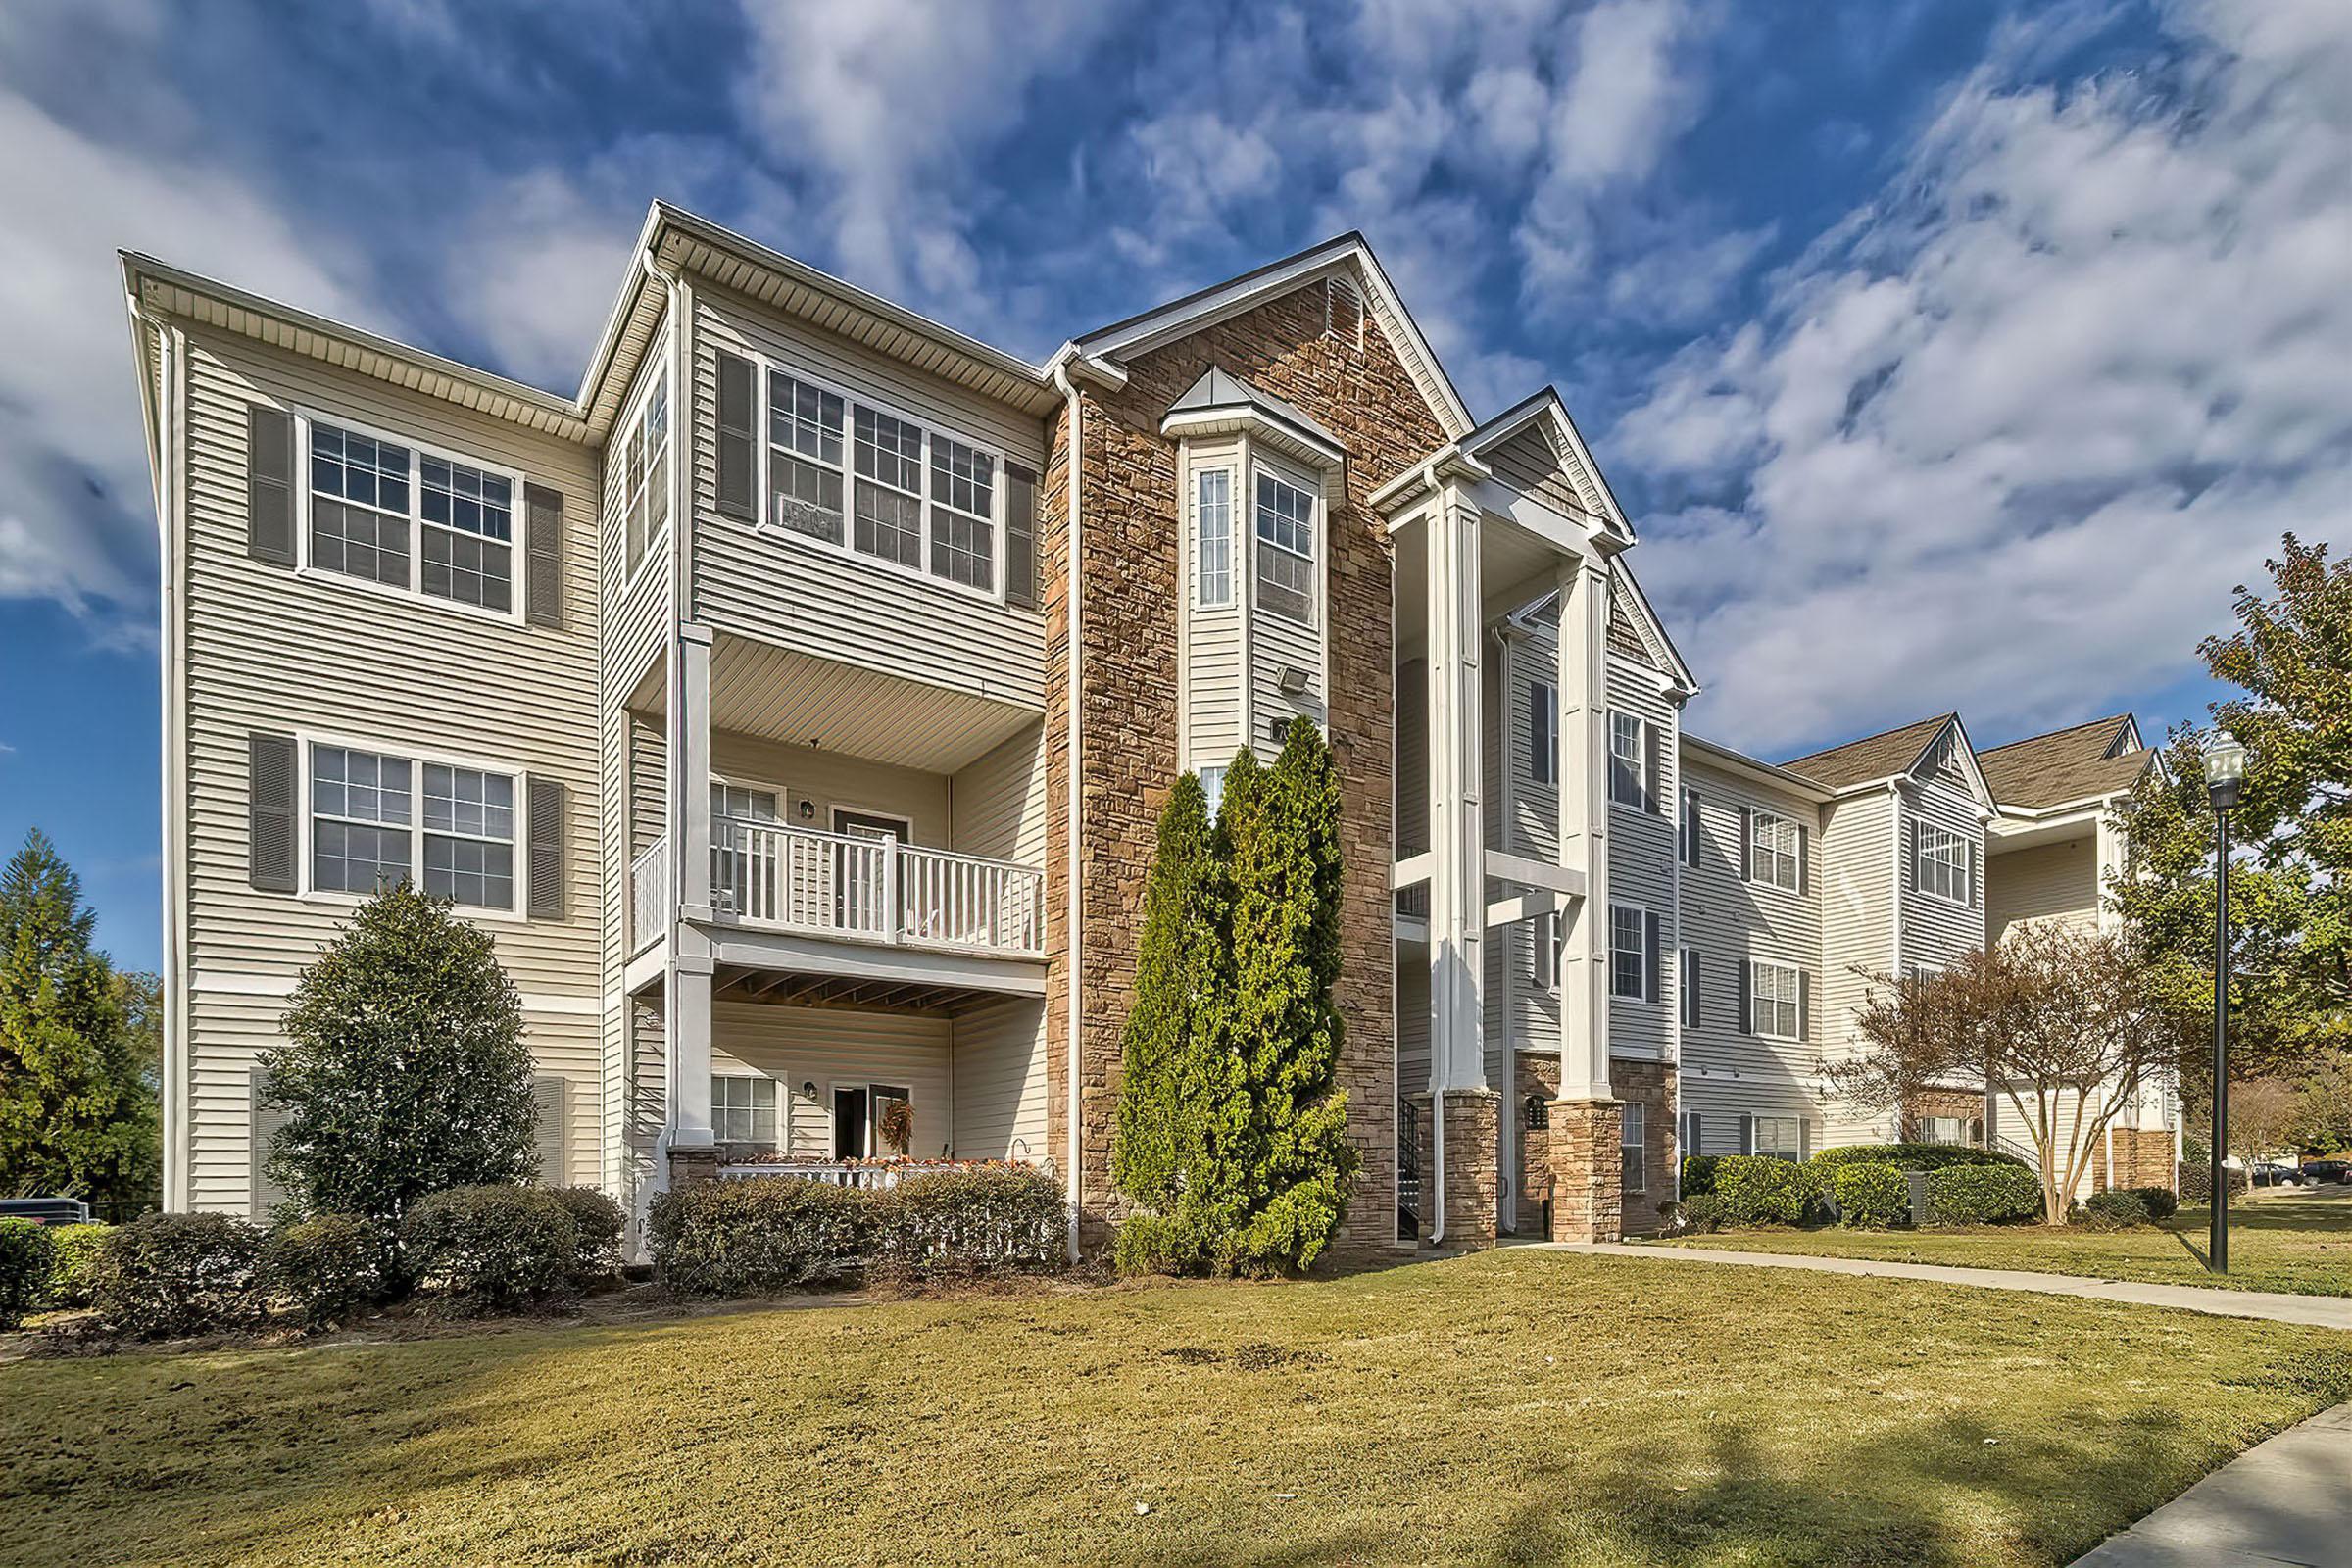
(139, 301, 192, 1212)
(1054, 363, 1084, 1262)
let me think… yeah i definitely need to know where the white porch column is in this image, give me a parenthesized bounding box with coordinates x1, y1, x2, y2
(1557, 560, 1611, 1102)
(665, 623, 715, 1150)
(1426, 481, 1486, 1096)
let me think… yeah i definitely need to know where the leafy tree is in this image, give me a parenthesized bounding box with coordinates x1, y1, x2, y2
(2223, 1078, 2302, 1164)
(2111, 536, 2350, 1101)
(0, 832, 158, 1218)
(2290, 1058, 2352, 1155)
(263, 884, 535, 1261)
(1831, 924, 2177, 1224)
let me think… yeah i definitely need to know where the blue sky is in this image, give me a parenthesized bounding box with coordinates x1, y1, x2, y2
(1, 0, 2345, 974)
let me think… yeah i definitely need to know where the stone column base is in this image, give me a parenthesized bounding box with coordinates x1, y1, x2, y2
(1427, 1088, 1500, 1250)
(667, 1144, 720, 1187)
(1546, 1097, 1624, 1244)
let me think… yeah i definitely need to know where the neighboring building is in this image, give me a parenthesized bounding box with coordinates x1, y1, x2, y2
(122, 205, 2174, 1254)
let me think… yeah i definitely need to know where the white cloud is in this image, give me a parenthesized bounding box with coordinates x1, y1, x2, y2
(1618, 0, 2352, 756)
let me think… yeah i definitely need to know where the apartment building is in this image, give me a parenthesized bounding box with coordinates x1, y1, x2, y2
(124, 203, 2170, 1254)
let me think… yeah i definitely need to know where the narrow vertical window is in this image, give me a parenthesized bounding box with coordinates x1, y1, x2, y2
(1529, 680, 1558, 785)
(1195, 467, 1234, 607)
(1609, 904, 1647, 1000)
(1621, 1102, 1645, 1194)
(1608, 713, 1646, 808)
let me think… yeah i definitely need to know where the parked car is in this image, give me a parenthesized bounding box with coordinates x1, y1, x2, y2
(0, 1196, 91, 1225)
(2295, 1158, 2349, 1184)
(2247, 1162, 2303, 1188)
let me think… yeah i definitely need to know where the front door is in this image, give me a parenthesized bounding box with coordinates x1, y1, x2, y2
(831, 810, 910, 933)
(832, 1087, 868, 1159)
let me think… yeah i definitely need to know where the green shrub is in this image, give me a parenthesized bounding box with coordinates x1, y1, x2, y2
(89, 1212, 267, 1338)
(1681, 1155, 1721, 1196)
(876, 1165, 1065, 1279)
(0, 1219, 56, 1330)
(2078, 1189, 2153, 1229)
(1662, 1194, 1726, 1236)
(400, 1187, 578, 1313)
(1713, 1156, 1824, 1226)
(548, 1187, 626, 1281)
(649, 1177, 878, 1298)
(1925, 1163, 2044, 1225)
(1832, 1161, 1910, 1227)
(1812, 1143, 2030, 1173)
(2132, 1185, 2180, 1221)
(267, 1214, 384, 1329)
(2179, 1163, 2250, 1203)
(44, 1222, 112, 1308)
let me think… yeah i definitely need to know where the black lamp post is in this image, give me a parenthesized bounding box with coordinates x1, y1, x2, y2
(2202, 736, 2247, 1274)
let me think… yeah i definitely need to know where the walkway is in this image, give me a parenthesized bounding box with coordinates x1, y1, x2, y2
(2068, 1402, 2352, 1567)
(1541, 1242, 2352, 1330)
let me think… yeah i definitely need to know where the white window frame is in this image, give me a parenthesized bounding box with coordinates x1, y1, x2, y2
(1193, 464, 1236, 609)
(1250, 455, 1321, 628)
(746, 353, 1012, 607)
(1608, 711, 1648, 809)
(1621, 1101, 1646, 1194)
(294, 730, 526, 919)
(1915, 821, 1970, 905)
(1529, 679, 1558, 786)
(1748, 808, 1801, 892)
(711, 1072, 780, 1147)
(1609, 902, 1648, 1001)
(1752, 1114, 1804, 1161)
(1749, 958, 1802, 1041)
(1199, 764, 1228, 822)
(615, 355, 672, 592)
(294, 408, 527, 626)
(1918, 1114, 1970, 1146)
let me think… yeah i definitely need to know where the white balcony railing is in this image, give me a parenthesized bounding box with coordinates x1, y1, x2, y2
(711, 819, 1044, 958)
(629, 841, 667, 956)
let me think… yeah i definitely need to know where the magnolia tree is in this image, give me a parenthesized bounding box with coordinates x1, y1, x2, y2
(1830, 922, 2177, 1224)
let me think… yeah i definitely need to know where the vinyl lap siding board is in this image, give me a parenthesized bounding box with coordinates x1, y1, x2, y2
(1181, 435, 1248, 776)
(1986, 836, 2097, 942)
(710, 1003, 952, 1159)
(687, 290, 1047, 709)
(1899, 779, 1987, 975)
(1676, 756, 1822, 1154)
(1817, 790, 1896, 1146)
(1604, 655, 1678, 1064)
(176, 329, 604, 1212)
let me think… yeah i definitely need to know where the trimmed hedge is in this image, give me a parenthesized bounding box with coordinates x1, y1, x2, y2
(89, 1213, 268, 1338)
(1712, 1156, 1827, 1226)
(44, 1222, 112, 1308)
(2080, 1186, 2180, 1229)
(1681, 1155, 1721, 1196)
(2179, 1163, 2250, 1203)
(875, 1165, 1066, 1280)
(1662, 1194, 1726, 1236)
(650, 1177, 878, 1297)
(1924, 1163, 2043, 1225)
(401, 1186, 579, 1313)
(1831, 1161, 1910, 1227)
(0, 1218, 55, 1330)
(268, 1214, 384, 1329)
(1813, 1142, 2031, 1173)
(549, 1186, 626, 1281)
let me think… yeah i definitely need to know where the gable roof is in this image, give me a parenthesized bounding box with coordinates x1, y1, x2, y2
(1780, 713, 1960, 790)
(1460, 387, 1634, 543)
(1068, 232, 1474, 439)
(1979, 714, 2153, 809)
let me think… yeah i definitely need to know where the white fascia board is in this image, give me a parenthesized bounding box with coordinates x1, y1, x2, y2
(1159, 405, 1343, 469)
(1374, 446, 1494, 519)
(1680, 734, 1838, 804)
(1607, 558, 1700, 696)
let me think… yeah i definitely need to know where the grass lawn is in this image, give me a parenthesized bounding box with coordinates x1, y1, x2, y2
(1652, 1193, 2352, 1298)
(4, 1250, 2349, 1568)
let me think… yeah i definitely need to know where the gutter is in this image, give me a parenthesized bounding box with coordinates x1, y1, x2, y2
(1054, 361, 1085, 1262)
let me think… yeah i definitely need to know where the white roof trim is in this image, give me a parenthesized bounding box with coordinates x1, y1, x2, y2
(1462, 388, 1634, 543)
(1160, 407, 1343, 469)
(1607, 560, 1699, 696)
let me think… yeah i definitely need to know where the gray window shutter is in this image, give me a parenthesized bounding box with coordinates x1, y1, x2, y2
(1799, 969, 1813, 1043)
(1739, 1113, 1755, 1155)
(523, 482, 564, 629)
(1684, 1112, 1701, 1158)
(1971, 838, 1983, 908)
(1738, 806, 1753, 883)
(531, 1075, 568, 1185)
(715, 351, 756, 519)
(1736, 959, 1752, 1036)
(1005, 461, 1039, 610)
(1644, 721, 1663, 813)
(247, 404, 296, 565)
(1643, 910, 1661, 1004)
(1906, 815, 1920, 893)
(249, 731, 299, 892)
(527, 775, 566, 920)
(250, 1065, 290, 1219)
(1797, 824, 1810, 897)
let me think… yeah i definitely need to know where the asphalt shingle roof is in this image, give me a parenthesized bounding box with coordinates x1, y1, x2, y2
(1978, 715, 2152, 808)
(1778, 713, 1957, 790)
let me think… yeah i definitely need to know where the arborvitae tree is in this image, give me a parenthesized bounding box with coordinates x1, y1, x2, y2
(1110, 772, 1214, 1213)
(265, 883, 535, 1259)
(0, 832, 158, 1218)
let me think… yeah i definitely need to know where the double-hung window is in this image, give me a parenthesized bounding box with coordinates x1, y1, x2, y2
(618, 373, 672, 579)
(1918, 1114, 1970, 1146)
(711, 1075, 779, 1146)
(309, 742, 516, 910)
(767, 370, 844, 545)
(1622, 1102, 1645, 1194)
(310, 418, 515, 613)
(853, 406, 926, 569)
(1195, 467, 1234, 607)
(1609, 904, 1648, 1000)
(710, 782, 780, 916)
(1749, 959, 1801, 1040)
(1529, 681, 1558, 785)
(1608, 712, 1648, 809)
(929, 436, 996, 590)
(1916, 821, 1969, 903)
(1253, 467, 1316, 624)
(1749, 809, 1801, 891)
(1752, 1115, 1804, 1160)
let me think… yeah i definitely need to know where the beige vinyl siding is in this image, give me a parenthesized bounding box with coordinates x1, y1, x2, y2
(710, 1002, 953, 1158)
(1397, 956, 1431, 1097)
(1484, 422, 1588, 522)
(1899, 779, 1987, 975)
(1817, 788, 1898, 1146)
(1675, 755, 1823, 1153)
(950, 723, 1048, 865)
(710, 730, 950, 848)
(1396, 659, 1429, 858)
(1605, 655, 1678, 1063)
(950, 997, 1050, 1159)
(1181, 436, 1248, 773)
(1987, 835, 2098, 943)
(687, 289, 1047, 709)
(175, 327, 602, 1214)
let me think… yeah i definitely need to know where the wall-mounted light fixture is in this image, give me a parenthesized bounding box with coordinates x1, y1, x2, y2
(1278, 664, 1311, 696)
(797, 798, 815, 822)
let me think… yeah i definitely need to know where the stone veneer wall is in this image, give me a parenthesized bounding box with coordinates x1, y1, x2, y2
(1517, 1055, 1675, 1239)
(2105, 1127, 2178, 1192)
(1901, 1089, 1987, 1142)
(1610, 1058, 1677, 1238)
(1042, 281, 1450, 1256)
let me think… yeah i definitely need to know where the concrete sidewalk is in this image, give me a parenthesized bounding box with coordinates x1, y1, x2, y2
(1542, 1242, 2352, 1330)
(2069, 1403, 2352, 1567)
